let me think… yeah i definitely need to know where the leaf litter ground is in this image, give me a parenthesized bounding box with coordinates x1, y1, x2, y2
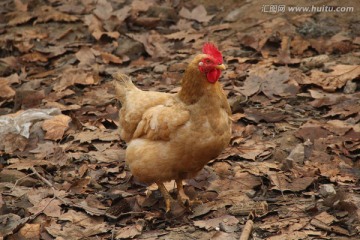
(0, 0, 359, 239)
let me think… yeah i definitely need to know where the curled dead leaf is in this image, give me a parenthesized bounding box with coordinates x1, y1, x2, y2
(42, 114, 71, 140)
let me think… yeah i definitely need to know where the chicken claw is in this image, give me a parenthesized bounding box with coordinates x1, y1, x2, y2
(176, 180, 203, 208)
(156, 181, 173, 212)
(176, 179, 190, 205)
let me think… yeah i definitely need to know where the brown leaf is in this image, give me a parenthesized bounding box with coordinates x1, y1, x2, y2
(18, 223, 41, 239)
(1, 133, 28, 154)
(53, 68, 100, 91)
(85, 149, 125, 163)
(229, 139, 276, 161)
(209, 171, 261, 195)
(73, 129, 119, 143)
(291, 36, 310, 55)
(14, 89, 45, 110)
(75, 47, 96, 67)
(116, 225, 142, 239)
(6, 159, 54, 170)
(28, 198, 62, 217)
(0, 78, 15, 99)
(34, 6, 78, 23)
(276, 36, 301, 65)
(308, 65, 360, 92)
(69, 177, 91, 194)
(93, 0, 113, 20)
(127, 31, 168, 58)
(42, 114, 71, 140)
(20, 52, 48, 62)
(111, 6, 131, 24)
(101, 52, 123, 64)
(315, 211, 337, 225)
(59, 210, 104, 227)
(84, 14, 103, 36)
(179, 5, 214, 23)
(14, 0, 28, 12)
(131, 0, 154, 12)
(295, 120, 332, 142)
(324, 120, 354, 136)
(8, 12, 34, 26)
(82, 87, 114, 105)
(244, 109, 286, 123)
(193, 215, 239, 232)
(0, 214, 28, 238)
(46, 221, 108, 239)
(266, 232, 308, 240)
(309, 89, 360, 109)
(0, 169, 38, 187)
(268, 172, 314, 192)
(165, 30, 205, 43)
(83, 14, 120, 40)
(240, 67, 299, 99)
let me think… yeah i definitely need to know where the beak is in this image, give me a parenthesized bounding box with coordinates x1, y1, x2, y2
(215, 64, 226, 70)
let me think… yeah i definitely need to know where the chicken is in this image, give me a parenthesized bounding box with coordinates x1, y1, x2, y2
(113, 43, 231, 212)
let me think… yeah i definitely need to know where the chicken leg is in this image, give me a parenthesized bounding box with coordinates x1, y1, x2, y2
(156, 181, 172, 212)
(176, 179, 190, 205)
(176, 179, 204, 208)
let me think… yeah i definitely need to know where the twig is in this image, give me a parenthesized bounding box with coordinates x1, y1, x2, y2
(239, 219, 254, 240)
(275, 172, 285, 199)
(30, 167, 54, 188)
(10, 172, 36, 192)
(30, 195, 57, 220)
(310, 219, 350, 236)
(111, 226, 115, 240)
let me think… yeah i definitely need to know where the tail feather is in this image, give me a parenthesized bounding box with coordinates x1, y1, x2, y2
(113, 72, 138, 103)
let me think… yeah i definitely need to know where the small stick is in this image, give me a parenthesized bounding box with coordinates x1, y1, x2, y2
(10, 172, 36, 192)
(30, 167, 53, 188)
(239, 219, 254, 240)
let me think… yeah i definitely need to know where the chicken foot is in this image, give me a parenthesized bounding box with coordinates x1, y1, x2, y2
(156, 180, 202, 213)
(176, 179, 190, 205)
(156, 181, 173, 212)
(176, 180, 202, 207)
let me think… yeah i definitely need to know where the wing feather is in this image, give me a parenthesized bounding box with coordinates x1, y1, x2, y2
(133, 103, 190, 141)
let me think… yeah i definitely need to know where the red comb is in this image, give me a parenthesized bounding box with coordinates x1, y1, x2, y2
(202, 43, 223, 64)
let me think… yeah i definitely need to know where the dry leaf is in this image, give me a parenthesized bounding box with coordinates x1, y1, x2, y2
(127, 31, 168, 57)
(165, 30, 205, 43)
(93, 0, 113, 20)
(75, 47, 96, 67)
(34, 6, 78, 23)
(20, 52, 48, 62)
(101, 52, 123, 64)
(0, 78, 15, 99)
(53, 68, 100, 91)
(28, 198, 62, 217)
(179, 5, 214, 23)
(193, 215, 239, 232)
(116, 225, 142, 239)
(18, 223, 41, 239)
(240, 67, 299, 99)
(308, 65, 360, 92)
(42, 114, 71, 140)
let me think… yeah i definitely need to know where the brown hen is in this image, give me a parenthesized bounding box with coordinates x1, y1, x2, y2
(113, 43, 231, 212)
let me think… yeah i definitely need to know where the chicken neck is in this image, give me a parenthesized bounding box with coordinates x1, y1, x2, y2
(178, 64, 223, 105)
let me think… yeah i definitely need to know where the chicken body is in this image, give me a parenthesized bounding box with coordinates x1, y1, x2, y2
(114, 51, 231, 211)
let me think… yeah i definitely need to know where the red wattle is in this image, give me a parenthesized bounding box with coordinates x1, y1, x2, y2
(206, 69, 221, 83)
